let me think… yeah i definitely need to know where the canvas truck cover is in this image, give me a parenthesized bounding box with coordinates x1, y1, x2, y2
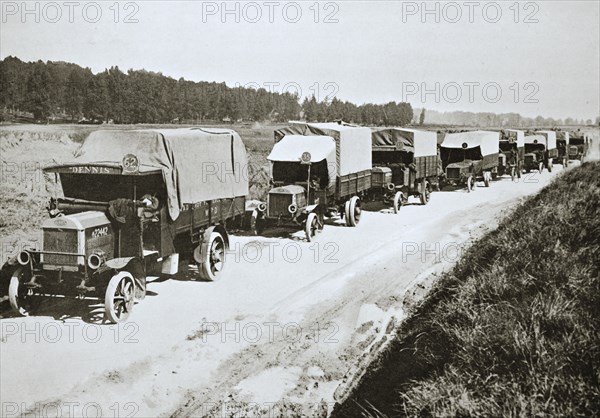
(277, 122, 372, 176)
(268, 135, 337, 189)
(440, 130, 500, 157)
(371, 128, 415, 153)
(525, 135, 547, 146)
(47, 128, 248, 221)
(536, 131, 557, 150)
(505, 129, 525, 148)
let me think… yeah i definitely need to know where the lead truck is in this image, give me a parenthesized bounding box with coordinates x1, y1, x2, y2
(252, 122, 372, 241)
(1, 128, 249, 322)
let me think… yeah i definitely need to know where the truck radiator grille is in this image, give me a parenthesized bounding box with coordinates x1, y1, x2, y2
(268, 194, 292, 217)
(43, 229, 79, 266)
(446, 168, 461, 179)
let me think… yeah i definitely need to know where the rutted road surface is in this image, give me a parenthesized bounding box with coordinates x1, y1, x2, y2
(0, 165, 570, 417)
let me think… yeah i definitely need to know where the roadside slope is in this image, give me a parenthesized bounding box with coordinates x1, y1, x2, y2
(333, 162, 600, 417)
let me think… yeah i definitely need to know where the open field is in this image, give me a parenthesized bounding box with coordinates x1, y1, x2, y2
(0, 124, 598, 417)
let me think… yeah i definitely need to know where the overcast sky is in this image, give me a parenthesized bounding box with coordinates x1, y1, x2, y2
(2, 0, 599, 120)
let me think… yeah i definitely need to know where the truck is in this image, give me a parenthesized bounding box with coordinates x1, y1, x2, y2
(568, 129, 589, 162)
(523, 134, 551, 173)
(440, 130, 500, 192)
(497, 129, 525, 180)
(252, 122, 372, 241)
(1, 128, 249, 322)
(535, 130, 558, 172)
(370, 128, 440, 207)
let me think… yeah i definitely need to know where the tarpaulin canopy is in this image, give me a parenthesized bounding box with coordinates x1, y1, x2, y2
(524, 135, 547, 146)
(505, 129, 525, 148)
(46, 128, 249, 221)
(277, 122, 372, 176)
(440, 130, 499, 157)
(268, 135, 336, 166)
(536, 131, 557, 150)
(371, 128, 415, 153)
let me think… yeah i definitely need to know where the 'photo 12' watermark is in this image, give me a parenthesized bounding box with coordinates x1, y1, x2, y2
(400, 1, 540, 24)
(402, 81, 540, 105)
(200, 1, 340, 24)
(1, 1, 140, 24)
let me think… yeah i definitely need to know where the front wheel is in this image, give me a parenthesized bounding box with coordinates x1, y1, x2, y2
(197, 231, 226, 281)
(305, 213, 319, 242)
(393, 191, 403, 214)
(419, 180, 431, 205)
(250, 209, 265, 235)
(105, 272, 135, 323)
(8, 267, 35, 316)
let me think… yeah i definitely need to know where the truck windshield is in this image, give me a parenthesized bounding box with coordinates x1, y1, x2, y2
(59, 173, 165, 202)
(441, 146, 483, 166)
(272, 160, 329, 189)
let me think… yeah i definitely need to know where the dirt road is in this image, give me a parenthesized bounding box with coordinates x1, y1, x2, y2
(1, 158, 575, 418)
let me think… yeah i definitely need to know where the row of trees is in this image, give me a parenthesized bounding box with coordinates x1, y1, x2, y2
(413, 108, 599, 127)
(0, 56, 414, 126)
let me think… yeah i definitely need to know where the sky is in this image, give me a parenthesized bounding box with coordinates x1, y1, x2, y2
(1, 0, 599, 120)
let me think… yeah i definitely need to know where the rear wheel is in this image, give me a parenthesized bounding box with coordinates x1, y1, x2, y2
(483, 172, 490, 187)
(467, 176, 475, 192)
(105, 272, 135, 323)
(197, 231, 226, 281)
(393, 191, 403, 214)
(8, 267, 35, 316)
(305, 213, 319, 242)
(347, 196, 361, 227)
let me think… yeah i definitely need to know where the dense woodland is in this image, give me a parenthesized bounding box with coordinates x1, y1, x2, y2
(0, 56, 413, 126)
(2, 57, 597, 127)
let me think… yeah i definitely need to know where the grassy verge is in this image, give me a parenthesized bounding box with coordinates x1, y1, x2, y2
(333, 162, 600, 417)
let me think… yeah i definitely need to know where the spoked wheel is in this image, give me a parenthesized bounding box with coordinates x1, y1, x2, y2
(8, 267, 36, 316)
(467, 176, 475, 192)
(538, 162, 544, 173)
(419, 181, 431, 205)
(393, 191, 403, 214)
(346, 196, 361, 226)
(198, 231, 226, 281)
(105, 273, 135, 323)
(483, 172, 490, 187)
(305, 213, 319, 242)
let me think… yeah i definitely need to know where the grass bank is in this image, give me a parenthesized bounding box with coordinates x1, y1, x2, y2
(333, 161, 600, 417)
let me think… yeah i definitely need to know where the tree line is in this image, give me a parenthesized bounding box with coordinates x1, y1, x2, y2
(413, 108, 599, 128)
(0, 56, 414, 126)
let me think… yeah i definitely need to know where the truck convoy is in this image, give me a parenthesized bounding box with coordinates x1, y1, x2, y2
(252, 121, 372, 241)
(440, 130, 500, 191)
(1, 128, 249, 322)
(370, 128, 440, 206)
